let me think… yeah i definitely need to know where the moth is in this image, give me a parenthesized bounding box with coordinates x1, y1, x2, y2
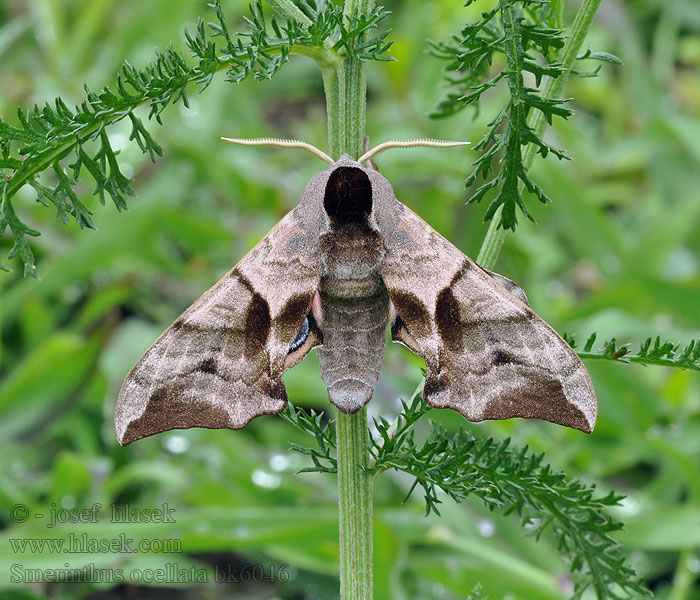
(115, 138, 597, 445)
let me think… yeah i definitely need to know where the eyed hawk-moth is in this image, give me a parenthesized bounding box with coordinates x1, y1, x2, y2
(115, 140, 597, 445)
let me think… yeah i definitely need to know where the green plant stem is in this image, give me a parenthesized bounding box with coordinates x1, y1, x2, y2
(321, 65, 344, 159)
(0, 279, 3, 367)
(552, 0, 565, 28)
(669, 549, 698, 600)
(321, 0, 375, 596)
(336, 409, 373, 599)
(476, 0, 603, 271)
(320, 1, 369, 160)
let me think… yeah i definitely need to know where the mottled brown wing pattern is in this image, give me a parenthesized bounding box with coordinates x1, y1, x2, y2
(115, 207, 321, 445)
(381, 202, 597, 433)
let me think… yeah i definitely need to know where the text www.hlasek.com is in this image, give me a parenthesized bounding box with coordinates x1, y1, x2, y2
(9, 533, 182, 554)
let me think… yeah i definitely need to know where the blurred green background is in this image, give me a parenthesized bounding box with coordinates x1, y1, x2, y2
(1, 0, 699, 598)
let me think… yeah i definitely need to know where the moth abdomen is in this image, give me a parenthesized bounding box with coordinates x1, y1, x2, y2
(317, 287, 390, 414)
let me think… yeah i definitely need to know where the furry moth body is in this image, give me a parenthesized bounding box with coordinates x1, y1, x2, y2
(115, 154, 597, 445)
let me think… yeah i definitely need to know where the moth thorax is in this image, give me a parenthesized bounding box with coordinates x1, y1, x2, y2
(324, 167, 372, 227)
(319, 222, 385, 296)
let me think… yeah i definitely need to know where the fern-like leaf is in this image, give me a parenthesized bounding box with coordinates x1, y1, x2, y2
(430, 1, 619, 232)
(566, 333, 700, 372)
(0, 0, 392, 276)
(370, 395, 651, 600)
(281, 403, 337, 474)
(283, 396, 650, 599)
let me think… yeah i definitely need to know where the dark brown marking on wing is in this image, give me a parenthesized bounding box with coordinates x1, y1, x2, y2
(245, 292, 271, 355)
(435, 286, 464, 352)
(423, 375, 447, 398)
(122, 386, 231, 445)
(391, 313, 406, 339)
(492, 350, 514, 366)
(261, 377, 287, 402)
(227, 268, 272, 354)
(172, 318, 184, 331)
(391, 291, 431, 340)
(230, 268, 257, 292)
(434, 260, 477, 351)
(481, 376, 590, 432)
(277, 292, 316, 342)
(523, 309, 536, 321)
(391, 314, 420, 354)
(307, 311, 323, 343)
(198, 358, 217, 375)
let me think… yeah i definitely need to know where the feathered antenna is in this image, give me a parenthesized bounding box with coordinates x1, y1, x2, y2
(222, 137, 470, 165)
(358, 139, 470, 164)
(221, 137, 334, 164)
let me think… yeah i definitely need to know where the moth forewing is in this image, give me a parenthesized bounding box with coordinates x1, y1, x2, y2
(380, 202, 598, 433)
(115, 206, 322, 445)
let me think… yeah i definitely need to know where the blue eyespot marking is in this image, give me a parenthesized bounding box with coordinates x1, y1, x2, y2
(289, 317, 310, 352)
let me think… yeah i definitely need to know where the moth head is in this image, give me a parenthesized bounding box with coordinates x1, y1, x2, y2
(319, 155, 400, 238)
(323, 161, 373, 229)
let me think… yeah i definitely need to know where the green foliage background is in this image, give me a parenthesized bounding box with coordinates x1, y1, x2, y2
(1, 0, 699, 598)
